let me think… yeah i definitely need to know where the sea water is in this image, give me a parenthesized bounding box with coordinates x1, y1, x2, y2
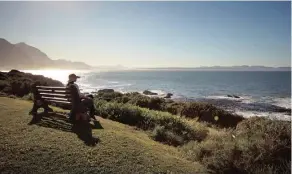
(23, 70, 291, 121)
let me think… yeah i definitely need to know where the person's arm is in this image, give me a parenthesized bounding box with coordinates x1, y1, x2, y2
(73, 84, 88, 99)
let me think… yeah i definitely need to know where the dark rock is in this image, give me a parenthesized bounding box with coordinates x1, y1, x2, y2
(9, 69, 21, 74)
(0, 72, 7, 80)
(233, 95, 240, 98)
(164, 93, 173, 99)
(98, 89, 114, 93)
(86, 94, 94, 99)
(199, 111, 214, 123)
(227, 94, 240, 98)
(274, 107, 291, 114)
(143, 90, 158, 95)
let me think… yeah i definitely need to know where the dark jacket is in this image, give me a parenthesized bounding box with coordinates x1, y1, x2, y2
(66, 81, 81, 116)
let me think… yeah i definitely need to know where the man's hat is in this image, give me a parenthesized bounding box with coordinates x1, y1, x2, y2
(68, 74, 80, 79)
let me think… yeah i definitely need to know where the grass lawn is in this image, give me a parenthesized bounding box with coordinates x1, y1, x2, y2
(0, 97, 207, 174)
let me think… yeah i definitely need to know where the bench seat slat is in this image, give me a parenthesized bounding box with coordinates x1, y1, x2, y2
(39, 93, 71, 99)
(36, 86, 68, 90)
(41, 96, 70, 101)
(37, 89, 70, 94)
(46, 99, 72, 105)
(37, 88, 69, 91)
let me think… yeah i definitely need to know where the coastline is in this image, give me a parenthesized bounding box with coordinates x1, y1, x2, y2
(0, 70, 291, 174)
(90, 88, 292, 121)
(0, 69, 291, 121)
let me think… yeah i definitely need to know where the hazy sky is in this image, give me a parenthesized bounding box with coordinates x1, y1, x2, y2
(0, 1, 290, 68)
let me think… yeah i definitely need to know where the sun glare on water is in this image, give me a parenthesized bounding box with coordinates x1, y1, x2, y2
(23, 69, 89, 84)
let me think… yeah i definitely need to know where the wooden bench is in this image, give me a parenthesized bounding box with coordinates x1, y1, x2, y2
(29, 85, 78, 116)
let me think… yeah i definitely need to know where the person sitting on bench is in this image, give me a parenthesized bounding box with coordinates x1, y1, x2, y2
(66, 73, 96, 122)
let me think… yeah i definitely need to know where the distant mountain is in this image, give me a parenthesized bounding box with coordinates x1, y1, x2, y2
(140, 66, 291, 71)
(53, 59, 91, 69)
(0, 38, 92, 70)
(94, 64, 128, 71)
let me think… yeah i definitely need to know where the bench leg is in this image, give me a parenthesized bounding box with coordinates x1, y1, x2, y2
(29, 100, 53, 115)
(29, 101, 39, 115)
(43, 101, 53, 113)
(28, 101, 42, 124)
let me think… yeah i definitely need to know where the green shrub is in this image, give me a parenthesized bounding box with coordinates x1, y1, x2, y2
(148, 97, 165, 110)
(2, 86, 12, 93)
(180, 102, 207, 118)
(0, 80, 9, 90)
(177, 102, 244, 128)
(94, 90, 244, 128)
(181, 117, 291, 174)
(94, 100, 208, 146)
(119, 96, 131, 103)
(95, 91, 123, 101)
(0, 70, 63, 97)
(151, 126, 184, 146)
(22, 93, 33, 101)
(163, 102, 184, 115)
(234, 117, 291, 171)
(129, 95, 150, 108)
(250, 160, 291, 174)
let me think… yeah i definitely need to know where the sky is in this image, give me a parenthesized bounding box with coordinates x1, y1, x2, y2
(0, 1, 290, 68)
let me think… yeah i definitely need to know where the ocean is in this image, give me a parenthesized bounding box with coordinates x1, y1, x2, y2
(23, 70, 291, 121)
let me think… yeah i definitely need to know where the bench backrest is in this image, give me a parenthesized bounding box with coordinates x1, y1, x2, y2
(34, 86, 72, 105)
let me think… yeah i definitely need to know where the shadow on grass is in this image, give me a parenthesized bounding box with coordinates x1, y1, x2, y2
(28, 112, 103, 146)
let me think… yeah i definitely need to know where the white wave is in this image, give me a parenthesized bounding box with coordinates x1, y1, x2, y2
(271, 97, 291, 109)
(150, 90, 167, 96)
(137, 89, 171, 98)
(108, 81, 119, 84)
(239, 96, 255, 104)
(206, 95, 240, 100)
(77, 82, 132, 93)
(206, 95, 253, 102)
(81, 88, 96, 94)
(110, 83, 132, 88)
(77, 83, 92, 88)
(116, 90, 127, 94)
(171, 93, 186, 100)
(235, 110, 291, 121)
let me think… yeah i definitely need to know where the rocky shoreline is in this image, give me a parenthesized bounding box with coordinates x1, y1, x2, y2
(125, 89, 291, 119)
(1, 70, 290, 121)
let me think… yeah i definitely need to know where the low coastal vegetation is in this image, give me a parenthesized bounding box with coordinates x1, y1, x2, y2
(0, 70, 290, 174)
(95, 90, 244, 128)
(94, 90, 291, 173)
(182, 117, 291, 174)
(0, 70, 63, 97)
(94, 99, 208, 146)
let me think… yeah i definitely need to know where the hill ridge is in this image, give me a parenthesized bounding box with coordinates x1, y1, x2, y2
(0, 38, 92, 70)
